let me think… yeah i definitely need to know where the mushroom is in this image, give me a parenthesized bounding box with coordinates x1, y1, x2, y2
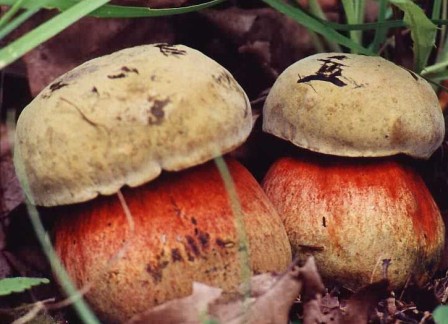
(261, 53, 445, 289)
(14, 44, 292, 322)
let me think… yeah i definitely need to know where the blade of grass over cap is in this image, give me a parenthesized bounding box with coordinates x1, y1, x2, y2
(213, 156, 251, 298)
(0, 0, 110, 70)
(390, 0, 438, 73)
(261, 0, 373, 55)
(0, 0, 226, 18)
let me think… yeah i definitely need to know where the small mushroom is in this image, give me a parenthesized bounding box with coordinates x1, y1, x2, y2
(262, 53, 445, 289)
(14, 44, 291, 322)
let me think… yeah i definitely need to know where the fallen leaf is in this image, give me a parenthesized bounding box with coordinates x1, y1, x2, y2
(343, 279, 389, 323)
(128, 257, 324, 324)
(13, 14, 175, 96)
(127, 282, 222, 324)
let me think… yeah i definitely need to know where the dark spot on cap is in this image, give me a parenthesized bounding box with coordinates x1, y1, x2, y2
(322, 217, 327, 227)
(155, 43, 186, 57)
(298, 57, 348, 87)
(191, 217, 197, 225)
(328, 55, 348, 60)
(108, 66, 140, 79)
(107, 73, 126, 79)
(91, 86, 99, 94)
(121, 66, 139, 74)
(49, 80, 68, 92)
(216, 238, 235, 249)
(171, 248, 183, 262)
(147, 98, 169, 125)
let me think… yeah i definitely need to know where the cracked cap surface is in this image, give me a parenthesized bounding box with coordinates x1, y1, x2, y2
(263, 53, 445, 159)
(14, 44, 252, 206)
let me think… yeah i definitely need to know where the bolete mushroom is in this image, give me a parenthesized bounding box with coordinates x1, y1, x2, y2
(14, 44, 292, 322)
(261, 53, 445, 289)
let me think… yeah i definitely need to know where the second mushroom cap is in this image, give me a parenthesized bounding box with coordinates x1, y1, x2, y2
(263, 53, 445, 159)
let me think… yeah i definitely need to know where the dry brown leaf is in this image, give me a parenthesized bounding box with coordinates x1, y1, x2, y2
(14, 14, 175, 96)
(127, 257, 323, 324)
(127, 282, 222, 324)
(201, 7, 315, 77)
(343, 279, 389, 323)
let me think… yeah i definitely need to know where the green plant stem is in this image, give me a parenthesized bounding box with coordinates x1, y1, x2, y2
(213, 157, 251, 295)
(432, 0, 442, 19)
(0, 0, 27, 30)
(0, 7, 38, 40)
(7, 112, 99, 324)
(24, 200, 100, 324)
(342, 0, 366, 52)
(0, 0, 110, 69)
(369, 0, 388, 53)
(421, 60, 448, 75)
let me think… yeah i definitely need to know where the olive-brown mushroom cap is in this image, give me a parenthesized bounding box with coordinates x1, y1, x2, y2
(14, 44, 252, 206)
(263, 53, 445, 159)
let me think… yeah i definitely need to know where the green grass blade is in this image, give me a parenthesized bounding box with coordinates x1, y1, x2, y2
(0, 0, 27, 30)
(421, 59, 448, 75)
(0, 6, 41, 40)
(24, 199, 100, 324)
(432, 0, 442, 19)
(390, 0, 438, 72)
(369, 0, 388, 53)
(342, 0, 366, 50)
(213, 157, 251, 296)
(0, 0, 110, 70)
(9, 114, 100, 324)
(0, 0, 226, 18)
(261, 0, 373, 55)
(311, 19, 448, 32)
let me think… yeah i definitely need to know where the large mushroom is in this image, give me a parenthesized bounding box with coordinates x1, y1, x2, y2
(261, 53, 445, 290)
(13, 44, 292, 322)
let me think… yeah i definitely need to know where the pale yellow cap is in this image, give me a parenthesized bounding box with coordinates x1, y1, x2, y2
(263, 53, 445, 159)
(14, 44, 251, 206)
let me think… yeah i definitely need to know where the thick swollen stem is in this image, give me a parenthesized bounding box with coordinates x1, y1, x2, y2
(263, 156, 444, 290)
(54, 158, 291, 323)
